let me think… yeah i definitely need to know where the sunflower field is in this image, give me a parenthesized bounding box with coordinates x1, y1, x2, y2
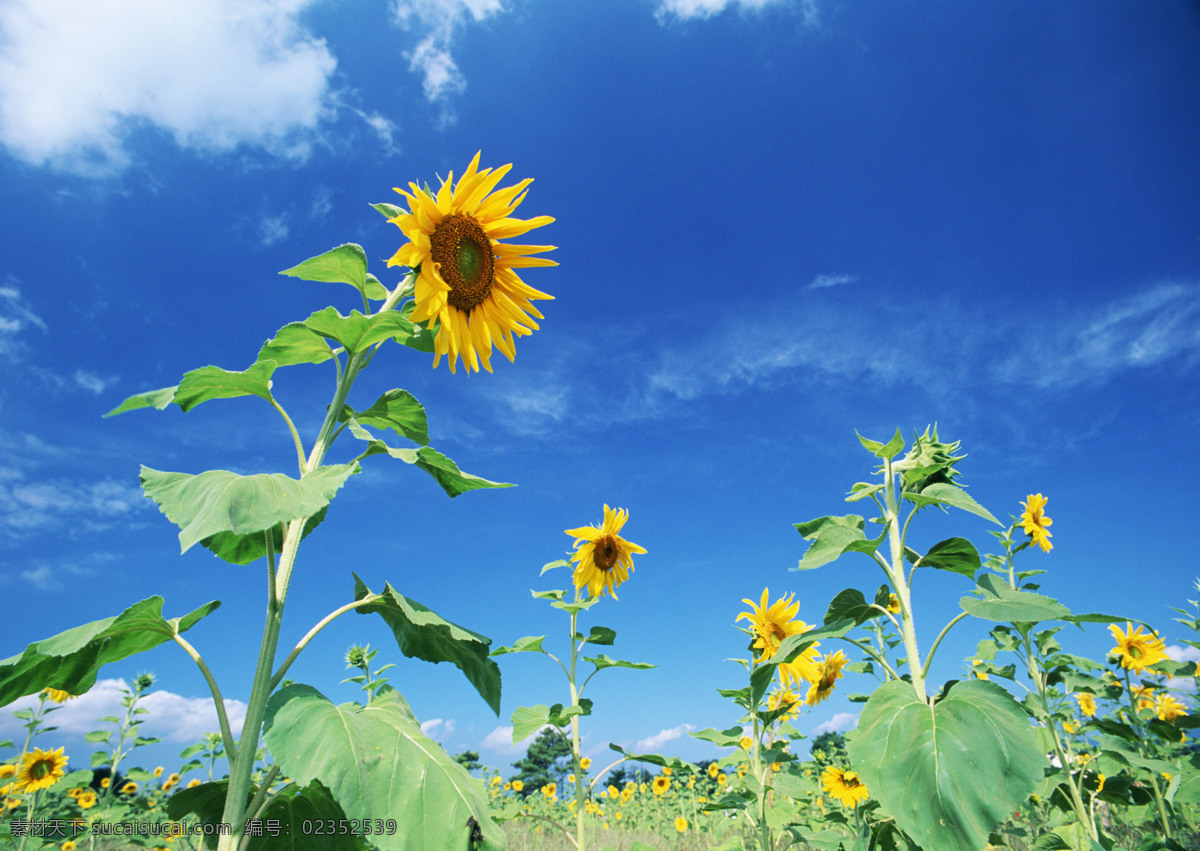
(2, 156, 1198, 851)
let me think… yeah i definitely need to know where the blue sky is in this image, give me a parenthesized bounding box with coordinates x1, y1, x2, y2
(2, 0, 1199, 781)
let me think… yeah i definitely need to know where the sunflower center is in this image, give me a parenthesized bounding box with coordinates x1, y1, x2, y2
(594, 536, 620, 572)
(843, 772, 860, 788)
(430, 213, 495, 313)
(30, 759, 51, 780)
(768, 622, 787, 642)
(1129, 645, 1144, 659)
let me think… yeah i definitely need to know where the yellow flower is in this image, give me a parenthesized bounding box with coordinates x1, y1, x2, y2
(100, 777, 110, 788)
(490, 776, 502, 787)
(121, 781, 138, 794)
(1096, 773, 1106, 792)
(541, 782, 556, 797)
(662, 766, 672, 776)
(652, 776, 670, 796)
(674, 816, 688, 833)
(62, 842, 77, 851)
(153, 766, 164, 778)
(579, 757, 591, 770)
(737, 588, 820, 683)
(77, 790, 97, 809)
(186, 778, 200, 789)
(1076, 692, 1097, 717)
(971, 659, 989, 681)
(607, 784, 618, 799)
(1156, 693, 1189, 722)
(511, 780, 523, 793)
(66, 787, 83, 799)
(886, 593, 901, 614)
(1019, 493, 1053, 552)
(806, 650, 849, 706)
(739, 736, 753, 750)
(768, 685, 802, 718)
(717, 773, 728, 786)
(0, 765, 14, 780)
(822, 766, 869, 808)
(387, 151, 556, 375)
(1132, 684, 1156, 711)
(41, 688, 75, 704)
(15, 747, 67, 793)
(707, 763, 720, 779)
(567, 773, 576, 784)
(1109, 622, 1168, 674)
(1063, 721, 1079, 735)
(565, 505, 647, 600)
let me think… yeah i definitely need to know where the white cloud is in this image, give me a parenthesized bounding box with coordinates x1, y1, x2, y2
(635, 723, 695, 752)
(259, 213, 290, 247)
(0, 0, 339, 175)
(72, 370, 112, 395)
(479, 724, 543, 756)
(420, 717, 456, 740)
(810, 712, 857, 736)
(809, 273, 858, 289)
(0, 475, 147, 539)
(310, 187, 333, 221)
(657, 0, 819, 25)
(393, 0, 506, 109)
(0, 679, 246, 745)
(0, 281, 46, 360)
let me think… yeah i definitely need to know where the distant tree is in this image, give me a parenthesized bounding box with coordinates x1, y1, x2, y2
(453, 750, 483, 775)
(810, 731, 848, 767)
(510, 729, 573, 795)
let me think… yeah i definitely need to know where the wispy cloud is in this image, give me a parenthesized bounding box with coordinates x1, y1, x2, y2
(479, 724, 544, 757)
(0, 473, 147, 540)
(810, 712, 857, 736)
(258, 213, 290, 247)
(392, 0, 507, 121)
(0, 0, 342, 175)
(657, 0, 819, 25)
(0, 280, 46, 360)
(635, 723, 695, 751)
(0, 679, 246, 745)
(809, 273, 858, 289)
(420, 717, 457, 740)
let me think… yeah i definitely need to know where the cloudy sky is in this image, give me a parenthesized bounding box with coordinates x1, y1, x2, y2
(2, 0, 1199, 779)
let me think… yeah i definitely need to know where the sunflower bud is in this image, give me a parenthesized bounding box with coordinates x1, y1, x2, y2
(894, 426, 964, 493)
(345, 644, 370, 670)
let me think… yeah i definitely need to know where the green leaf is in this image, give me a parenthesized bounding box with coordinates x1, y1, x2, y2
(582, 626, 617, 646)
(911, 537, 981, 578)
(353, 574, 501, 715)
(257, 322, 336, 368)
(510, 704, 552, 742)
(688, 726, 745, 747)
(490, 636, 546, 656)
(342, 389, 429, 446)
(140, 464, 358, 554)
(824, 586, 891, 626)
(391, 300, 436, 353)
(961, 574, 1071, 624)
(371, 202, 405, 220)
(263, 684, 502, 851)
(847, 679, 1044, 850)
(0, 597, 220, 706)
(173, 362, 276, 412)
(280, 244, 389, 302)
(103, 385, 178, 418)
(606, 744, 695, 773)
(303, 307, 419, 354)
(200, 507, 329, 566)
(794, 515, 886, 571)
(906, 482, 1000, 525)
(583, 654, 655, 672)
(346, 419, 512, 498)
(540, 559, 568, 575)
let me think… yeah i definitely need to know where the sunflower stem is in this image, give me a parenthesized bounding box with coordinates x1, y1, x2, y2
(884, 457, 926, 701)
(171, 632, 238, 766)
(567, 586, 586, 851)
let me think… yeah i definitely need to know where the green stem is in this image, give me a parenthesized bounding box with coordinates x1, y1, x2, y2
(567, 587, 586, 851)
(884, 458, 925, 700)
(270, 596, 381, 690)
(921, 611, 970, 681)
(838, 635, 901, 681)
(269, 398, 306, 473)
(171, 633, 238, 765)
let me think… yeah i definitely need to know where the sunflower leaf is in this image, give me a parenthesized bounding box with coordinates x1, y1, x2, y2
(689, 726, 745, 747)
(824, 588, 889, 626)
(491, 636, 547, 656)
(0, 597, 220, 706)
(794, 515, 887, 571)
(103, 385, 179, 417)
(172, 362, 277, 412)
(910, 536, 981, 578)
(200, 507, 329, 566)
(352, 574, 501, 715)
(371, 202, 405, 220)
(583, 655, 655, 672)
(303, 306, 418, 354)
(390, 300, 436, 353)
(140, 464, 358, 554)
(606, 744, 696, 773)
(263, 684, 502, 851)
(540, 559, 568, 575)
(280, 244, 389, 302)
(581, 626, 616, 646)
(961, 574, 1071, 624)
(256, 322, 335, 368)
(511, 705, 552, 742)
(340, 389, 429, 446)
(905, 482, 1000, 525)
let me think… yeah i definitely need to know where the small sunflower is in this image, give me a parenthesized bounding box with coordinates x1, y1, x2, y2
(62, 842, 77, 851)
(1076, 692, 1097, 718)
(707, 762, 720, 779)
(1019, 493, 1053, 552)
(16, 747, 67, 794)
(121, 781, 138, 794)
(41, 688, 75, 704)
(821, 766, 869, 808)
(806, 650, 849, 707)
(579, 757, 591, 770)
(1156, 693, 1189, 722)
(652, 776, 670, 796)
(886, 593, 901, 614)
(717, 772, 728, 786)
(737, 588, 820, 683)
(77, 790, 97, 809)
(387, 152, 556, 375)
(186, 778, 200, 789)
(511, 780, 523, 793)
(674, 816, 688, 833)
(1109, 622, 1168, 674)
(565, 505, 647, 600)
(768, 685, 802, 719)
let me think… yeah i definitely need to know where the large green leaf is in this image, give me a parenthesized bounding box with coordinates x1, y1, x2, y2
(303, 307, 420, 354)
(910, 537, 980, 578)
(346, 419, 512, 498)
(0, 597, 219, 706)
(140, 464, 358, 554)
(173, 363, 277, 412)
(905, 483, 1000, 525)
(280, 244, 389, 302)
(961, 573, 1071, 624)
(341, 389, 429, 446)
(263, 684, 502, 851)
(200, 507, 329, 566)
(825, 586, 893, 626)
(794, 515, 886, 571)
(353, 574, 501, 714)
(847, 679, 1044, 850)
(257, 322, 336, 368)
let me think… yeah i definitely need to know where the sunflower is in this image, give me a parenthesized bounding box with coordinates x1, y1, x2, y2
(1076, 692, 1097, 717)
(580, 757, 591, 770)
(511, 780, 523, 793)
(77, 790, 97, 809)
(1156, 694, 1189, 722)
(1019, 493, 1053, 552)
(387, 152, 556, 375)
(707, 762, 720, 779)
(768, 685, 802, 719)
(16, 747, 67, 794)
(63, 842, 77, 851)
(822, 766, 869, 808)
(652, 776, 670, 796)
(41, 688, 75, 704)
(121, 781, 138, 794)
(674, 816, 688, 833)
(1109, 622, 1168, 674)
(886, 593, 901, 614)
(806, 650, 849, 706)
(565, 505, 647, 600)
(737, 588, 821, 683)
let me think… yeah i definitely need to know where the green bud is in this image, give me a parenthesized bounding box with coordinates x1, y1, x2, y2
(895, 426, 965, 493)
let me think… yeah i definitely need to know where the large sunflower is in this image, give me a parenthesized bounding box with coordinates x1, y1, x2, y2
(821, 766, 869, 808)
(736, 588, 820, 683)
(15, 746, 67, 794)
(1109, 622, 1168, 674)
(564, 505, 646, 600)
(387, 152, 556, 374)
(1019, 493, 1053, 552)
